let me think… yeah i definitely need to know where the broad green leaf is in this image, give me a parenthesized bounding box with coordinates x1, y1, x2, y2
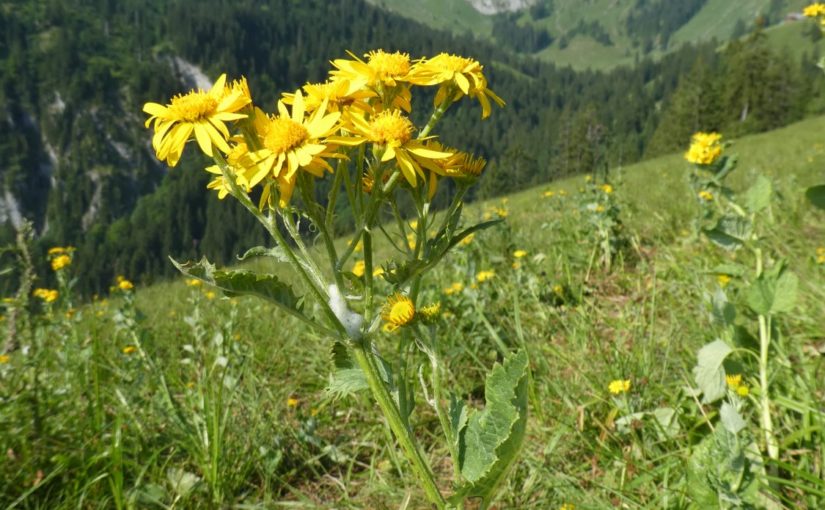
(652, 407, 681, 439)
(806, 184, 825, 210)
(326, 368, 369, 399)
(704, 216, 752, 251)
(171, 256, 306, 317)
(719, 402, 746, 434)
(693, 340, 732, 404)
(449, 394, 468, 456)
(710, 289, 736, 328)
(744, 175, 772, 213)
(454, 350, 529, 504)
(746, 270, 798, 315)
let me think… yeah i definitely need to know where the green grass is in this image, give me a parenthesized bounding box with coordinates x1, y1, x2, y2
(2, 115, 825, 507)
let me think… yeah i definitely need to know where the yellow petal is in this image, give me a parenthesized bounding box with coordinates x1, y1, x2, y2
(194, 123, 214, 156)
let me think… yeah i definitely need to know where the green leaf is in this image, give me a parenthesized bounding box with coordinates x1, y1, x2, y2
(710, 289, 736, 328)
(449, 394, 468, 456)
(236, 245, 288, 262)
(652, 407, 681, 439)
(170, 256, 306, 318)
(746, 270, 798, 316)
(454, 350, 529, 504)
(806, 184, 825, 210)
(704, 216, 752, 251)
(720, 402, 746, 434)
(693, 340, 733, 404)
(326, 368, 369, 399)
(744, 175, 772, 213)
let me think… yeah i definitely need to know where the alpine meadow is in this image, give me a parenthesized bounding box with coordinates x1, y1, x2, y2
(2, 1, 825, 509)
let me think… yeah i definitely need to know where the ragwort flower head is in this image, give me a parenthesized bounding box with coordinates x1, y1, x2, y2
(608, 379, 631, 395)
(409, 53, 505, 118)
(332, 50, 413, 91)
(143, 74, 251, 167)
(685, 132, 723, 166)
(803, 3, 825, 17)
(417, 141, 486, 198)
(382, 293, 415, 332)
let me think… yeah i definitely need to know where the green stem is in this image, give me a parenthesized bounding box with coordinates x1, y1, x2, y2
(429, 333, 460, 482)
(758, 313, 779, 460)
(352, 342, 446, 508)
(418, 89, 455, 139)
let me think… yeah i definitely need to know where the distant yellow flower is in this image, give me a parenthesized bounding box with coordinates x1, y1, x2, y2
(48, 247, 66, 256)
(495, 207, 508, 218)
(50, 254, 72, 271)
(594, 205, 605, 213)
(685, 132, 723, 165)
(205, 291, 216, 300)
(725, 374, 742, 388)
(33, 288, 59, 303)
(186, 278, 203, 287)
(382, 293, 415, 332)
(552, 284, 563, 296)
(118, 279, 134, 291)
(698, 190, 714, 201)
(608, 379, 631, 395)
(476, 270, 496, 283)
(736, 385, 749, 397)
(352, 260, 366, 277)
(560, 504, 575, 510)
(0, 354, 10, 364)
(283, 79, 371, 113)
(408, 53, 505, 118)
(817, 247, 825, 264)
(122, 346, 136, 355)
(459, 233, 475, 246)
(287, 396, 300, 408)
(804, 3, 825, 17)
(513, 249, 527, 258)
(543, 190, 555, 198)
(419, 302, 441, 322)
(373, 266, 385, 277)
(143, 74, 251, 167)
(444, 282, 464, 295)
(717, 274, 731, 287)
(600, 184, 613, 194)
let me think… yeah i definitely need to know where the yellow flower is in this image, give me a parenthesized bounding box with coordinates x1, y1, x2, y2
(717, 274, 731, 287)
(186, 278, 203, 287)
(552, 284, 563, 296)
(332, 49, 414, 91)
(417, 141, 486, 198)
(122, 346, 136, 355)
(594, 205, 605, 213)
(608, 379, 631, 395)
(205, 291, 216, 300)
(352, 260, 366, 277)
(118, 279, 134, 291)
(685, 132, 723, 166)
(50, 254, 72, 271)
(205, 138, 256, 199)
(287, 396, 300, 408)
(342, 109, 453, 187)
(419, 302, 441, 322)
(804, 3, 825, 17)
(817, 247, 825, 264)
(560, 504, 575, 510)
(444, 282, 464, 295)
(48, 246, 66, 256)
(373, 266, 385, 277)
(0, 354, 10, 364)
(600, 184, 613, 194)
(698, 190, 714, 201)
(736, 385, 749, 397)
(725, 374, 742, 388)
(408, 53, 505, 118)
(543, 190, 555, 198)
(459, 233, 475, 246)
(143, 74, 251, 166)
(513, 249, 527, 259)
(33, 288, 59, 303)
(476, 270, 496, 283)
(382, 293, 415, 332)
(283, 79, 371, 113)
(245, 90, 344, 207)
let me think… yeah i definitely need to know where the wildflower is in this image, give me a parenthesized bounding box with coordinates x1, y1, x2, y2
(0, 354, 9, 364)
(513, 249, 527, 258)
(48, 247, 66, 256)
(117, 279, 134, 291)
(736, 385, 750, 397)
(459, 233, 475, 246)
(205, 291, 216, 300)
(407, 53, 505, 118)
(382, 293, 415, 332)
(817, 247, 825, 264)
(495, 207, 508, 218)
(444, 282, 464, 295)
(560, 504, 575, 510)
(698, 190, 714, 201)
(804, 3, 825, 17)
(33, 288, 59, 303)
(585, 175, 593, 182)
(419, 302, 441, 322)
(122, 345, 136, 355)
(543, 190, 555, 198)
(342, 109, 453, 187)
(594, 205, 605, 213)
(373, 266, 385, 277)
(245, 90, 343, 207)
(608, 379, 631, 395)
(476, 270, 495, 283)
(50, 254, 72, 271)
(205, 138, 255, 199)
(725, 374, 742, 388)
(685, 132, 723, 166)
(283, 79, 371, 113)
(143, 74, 251, 166)
(552, 284, 564, 296)
(352, 260, 366, 277)
(406, 232, 417, 250)
(186, 278, 203, 287)
(717, 274, 731, 287)
(331, 49, 414, 91)
(600, 184, 613, 194)
(417, 141, 485, 197)
(287, 396, 299, 408)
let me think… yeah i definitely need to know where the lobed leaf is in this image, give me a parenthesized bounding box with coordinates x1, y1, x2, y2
(693, 340, 732, 404)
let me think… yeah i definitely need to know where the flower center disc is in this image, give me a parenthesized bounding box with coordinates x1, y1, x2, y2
(264, 117, 309, 154)
(170, 91, 218, 122)
(368, 50, 410, 79)
(369, 111, 413, 145)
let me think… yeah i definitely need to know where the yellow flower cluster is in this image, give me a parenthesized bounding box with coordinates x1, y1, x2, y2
(608, 379, 631, 395)
(476, 270, 496, 283)
(817, 247, 825, 264)
(685, 132, 723, 166)
(804, 3, 825, 18)
(115, 276, 134, 291)
(33, 288, 59, 303)
(444, 282, 464, 295)
(725, 373, 749, 397)
(698, 190, 714, 202)
(48, 246, 74, 272)
(600, 184, 613, 194)
(382, 293, 415, 332)
(144, 50, 502, 208)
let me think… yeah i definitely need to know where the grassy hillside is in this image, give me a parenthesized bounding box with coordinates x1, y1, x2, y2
(3, 110, 824, 507)
(369, 0, 817, 70)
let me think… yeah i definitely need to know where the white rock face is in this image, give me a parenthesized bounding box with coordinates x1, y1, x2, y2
(466, 0, 533, 15)
(171, 57, 213, 91)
